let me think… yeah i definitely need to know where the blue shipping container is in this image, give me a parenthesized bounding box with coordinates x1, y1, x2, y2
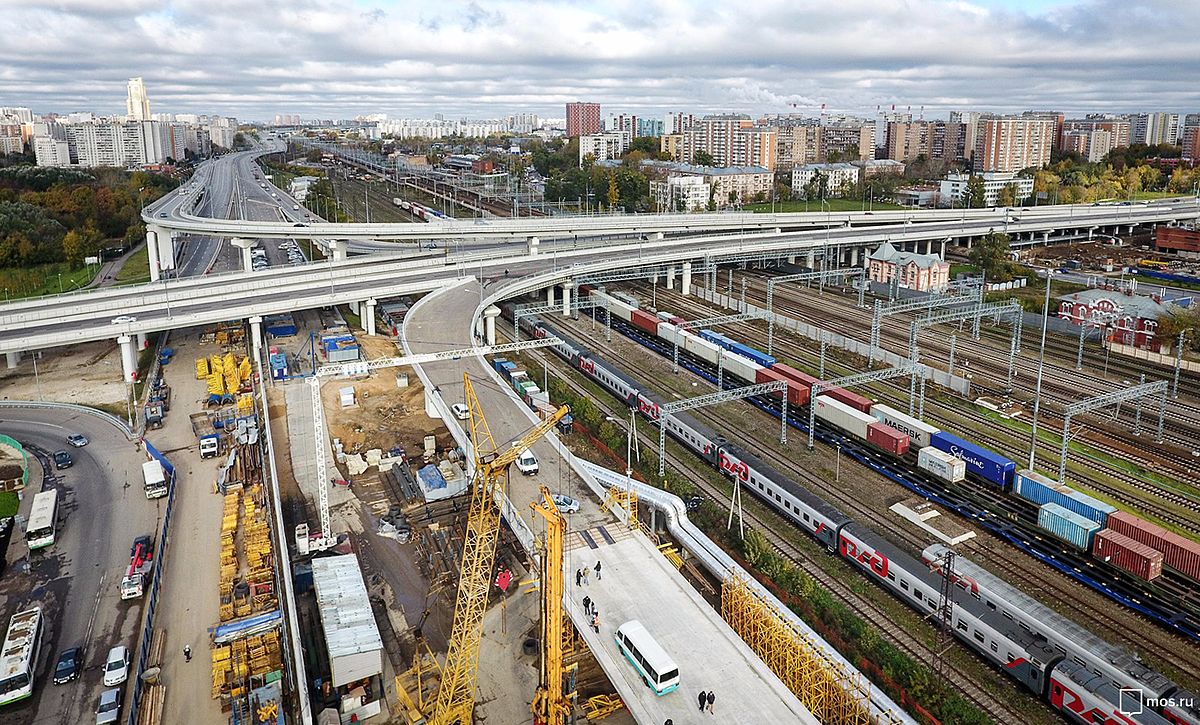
(699, 329, 731, 349)
(1013, 469, 1116, 525)
(727, 340, 777, 368)
(493, 358, 509, 373)
(928, 431, 1015, 487)
(1038, 502, 1100, 550)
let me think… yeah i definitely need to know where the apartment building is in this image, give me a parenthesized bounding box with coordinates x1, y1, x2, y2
(1062, 128, 1114, 162)
(566, 102, 602, 137)
(792, 163, 858, 198)
(819, 122, 875, 162)
(579, 131, 631, 165)
(650, 175, 710, 212)
(884, 120, 972, 164)
(939, 171, 1034, 206)
(973, 116, 1054, 173)
(1130, 113, 1180, 145)
(682, 115, 777, 169)
(660, 134, 684, 161)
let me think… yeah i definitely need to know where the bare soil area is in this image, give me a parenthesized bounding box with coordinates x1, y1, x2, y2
(0, 340, 129, 408)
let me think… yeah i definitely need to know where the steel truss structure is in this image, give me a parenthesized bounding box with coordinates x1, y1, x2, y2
(657, 381, 790, 475)
(766, 267, 866, 355)
(910, 300, 1023, 390)
(868, 284, 984, 364)
(670, 312, 771, 373)
(1057, 377, 1168, 483)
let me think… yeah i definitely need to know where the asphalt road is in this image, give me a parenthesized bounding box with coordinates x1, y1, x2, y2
(0, 409, 160, 725)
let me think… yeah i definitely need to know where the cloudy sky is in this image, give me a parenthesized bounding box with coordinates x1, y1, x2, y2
(3, 0, 1197, 121)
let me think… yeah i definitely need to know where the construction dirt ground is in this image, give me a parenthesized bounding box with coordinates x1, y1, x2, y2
(0, 340, 134, 410)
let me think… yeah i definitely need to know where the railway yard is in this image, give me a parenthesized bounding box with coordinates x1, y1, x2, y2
(496, 261, 1200, 725)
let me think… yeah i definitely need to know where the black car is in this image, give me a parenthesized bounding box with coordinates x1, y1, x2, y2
(53, 450, 73, 470)
(53, 647, 80, 684)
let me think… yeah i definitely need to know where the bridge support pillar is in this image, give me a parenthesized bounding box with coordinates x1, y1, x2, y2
(561, 283, 573, 316)
(925, 239, 933, 255)
(850, 247, 858, 266)
(349, 300, 360, 317)
(5, 351, 20, 369)
(363, 299, 377, 336)
(806, 249, 815, 269)
(117, 335, 137, 382)
(484, 305, 501, 345)
(527, 236, 540, 256)
(249, 316, 263, 362)
(664, 266, 674, 290)
(136, 332, 148, 350)
(232, 237, 255, 272)
(146, 225, 163, 282)
(940, 239, 947, 259)
(329, 239, 347, 261)
(681, 262, 692, 296)
(1127, 225, 1135, 235)
(158, 230, 176, 275)
(1043, 231, 1050, 245)
(546, 285, 555, 307)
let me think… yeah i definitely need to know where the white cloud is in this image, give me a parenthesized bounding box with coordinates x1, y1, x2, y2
(0, 0, 1196, 120)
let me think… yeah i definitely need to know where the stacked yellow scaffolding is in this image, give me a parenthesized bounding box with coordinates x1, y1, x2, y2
(242, 487, 277, 616)
(721, 574, 873, 725)
(219, 493, 240, 622)
(196, 357, 210, 380)
(223, 353, 239, 396)
(211, 631, 283, 701)
(236, 393, 256, 415)
(238, 357, 252, 384)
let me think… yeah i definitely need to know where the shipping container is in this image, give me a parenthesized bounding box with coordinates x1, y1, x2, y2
(814, 395, 875, 440)
(771, 363, 820, 392)
(870, 404, 940, 448)
(1106, 511, 1200, 581)
(824, 387, 873, 413)
(1013, 470, 1116, 525)
(917, 446, 966, 483)
(699, 329, 731, 349)
(1093, 529, 1164, 581)
(1038, 503, 1101, 550)
(927, 431, 1015, 487)
(684, 334, 721, 365)
(754, 367, 810, 407)
(611, 291, 639, 309)
(867, 423, 910, 456)
(493, 358, 510, 373)
(719, 350, 763, 383)
(726, 340, 777, 368)
(656, 310, 674, 321)
(667, 315, 685, 325)
(630, 309, 659, 335)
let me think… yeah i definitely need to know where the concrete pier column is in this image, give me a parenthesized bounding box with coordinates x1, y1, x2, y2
(940, 239, 947, 259)
(926, 239, 934, 254)
(157, 230, 176, 274)
(850, 247, 858, 266)
(349, 300, 360, 317)
(5, 351, 20, 369)
(117, 335, 137, 382)
(363, 299, 377, 336)
(806, 249, 815, 268)
(328, 239, 348, 261)
(484, 305, 501, 345)
(665, 266, 675, 290)
(136, 332, 148, 350)
(145, 226, 162, 282)
(527, 236, 540, 256)
(249, 316, 263, 362)
(787, 255, 797, 265)
(561, 283, 573, 316)
(232, 237, 255, 272)
(546, 285, 555, 307)
(681, 262, 693, 296)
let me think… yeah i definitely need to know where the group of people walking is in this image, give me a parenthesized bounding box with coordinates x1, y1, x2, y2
(577, 560, 602, 633)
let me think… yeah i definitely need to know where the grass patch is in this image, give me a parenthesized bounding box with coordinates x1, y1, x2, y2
(340, 305, 362, 331)
(114, 243, 150, 285)
(745, 198, 908, 213)
(0, 261, 97, 300)
(0, 491, 19, 518)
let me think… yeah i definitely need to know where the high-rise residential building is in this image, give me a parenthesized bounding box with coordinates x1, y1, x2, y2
(1129, 113, 1180, 145)
(0, 124, 24, 155)
(565, 102, 602, 137)
(949, 111, 982, 162)
(607, 113, 638, 136)
(659, 134, 684, 161)
(0, 107, 33, 124)
(1061, 118, 1131, 153)
(665, 112, 696, 134)
(1021, 110, 1064, 149)
(973, 116, 1054, 173)
(508, 113, 539, 133)
(637, 118, 664, 137)
(578, 131, 630, 166)
(126, 77, 151, 121)
(681, 114, 777, 169)
(1062, 128, 1114, 162)
(774, 125, 820, 170)
(819, 122, 875, 162)
(1181, 124, 1200, 161)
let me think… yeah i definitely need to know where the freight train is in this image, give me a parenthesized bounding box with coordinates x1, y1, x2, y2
(510, 306, 1200, 725)
(392, 197, 449, 221)
(588, 287, 1200, 585)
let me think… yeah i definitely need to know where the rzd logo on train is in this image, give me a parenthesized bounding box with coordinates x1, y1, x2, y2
(718, 453, 749, 482)
(840, 536, 889, 578)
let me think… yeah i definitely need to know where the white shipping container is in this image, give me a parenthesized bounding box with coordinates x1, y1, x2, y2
(918, 446, 966, 483)
(871, 404, 940, 449)
(814, 395, 875, 439)
(658, 322, 686, 347)
(719, 350, 763, 383)
(684, 335, 721, 365)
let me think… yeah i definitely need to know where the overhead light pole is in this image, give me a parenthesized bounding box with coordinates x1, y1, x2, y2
(1028, 268, 1053, 470)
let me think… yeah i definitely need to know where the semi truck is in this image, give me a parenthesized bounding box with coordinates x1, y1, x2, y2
(120, 535, 154, 599)
(190, 412, 221, 458)
(142, 459, 169, 499)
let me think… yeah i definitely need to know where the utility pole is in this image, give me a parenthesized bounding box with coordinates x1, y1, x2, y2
(1028, 269, 1053, 470)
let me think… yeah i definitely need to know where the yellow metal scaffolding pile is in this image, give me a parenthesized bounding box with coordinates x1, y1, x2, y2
(721, 574, 874, 725)
(218, 486, 277, 623)
(200, 323, 246, 347)
(200, 353, 253, 402)
(210, 631, 283, 701)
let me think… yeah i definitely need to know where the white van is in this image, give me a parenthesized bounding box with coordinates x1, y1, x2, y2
(515, 449, 539, 475)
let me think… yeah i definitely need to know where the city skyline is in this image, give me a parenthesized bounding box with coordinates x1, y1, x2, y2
(3, 0, 1197, 120)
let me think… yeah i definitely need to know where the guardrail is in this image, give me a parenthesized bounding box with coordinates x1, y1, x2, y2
(0, 400, 137, 439)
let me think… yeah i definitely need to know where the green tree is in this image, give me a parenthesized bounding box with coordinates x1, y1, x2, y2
(606, 174, 619, 209)
(961, 175, 987, 208)
(706, 182, 717, 212)
(693, 150, 715, 166)
(61, 229, 84, 268)
(967, 231, 1016, 281)
(628, 136, 658, 155)
(997, 183, 1018, 207)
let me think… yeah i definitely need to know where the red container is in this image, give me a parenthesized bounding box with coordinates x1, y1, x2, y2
(771, 363, 819, 392)
(578, 283, 596, 295)
(755, 367, 810, 407)
(867, 422, 910, 456)
(667, 315, 685, 325)
(1107, 511, 1200, 580)
(826, 387, 873, 413)
(1094, 529, 1164, 581)
(629, 309, 659, 335)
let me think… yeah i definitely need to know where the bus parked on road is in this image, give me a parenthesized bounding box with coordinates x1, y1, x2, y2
(25, 489, 59, 550)
(0, 607, 44, 705)
(614, 620, 680, 696)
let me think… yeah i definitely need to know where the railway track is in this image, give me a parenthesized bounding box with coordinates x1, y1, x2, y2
(516, 332, 1045, 725)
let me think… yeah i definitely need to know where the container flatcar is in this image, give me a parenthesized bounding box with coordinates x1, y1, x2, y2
(928, 431, 1015, 487)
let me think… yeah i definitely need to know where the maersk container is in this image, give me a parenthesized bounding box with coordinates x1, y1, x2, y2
(917, 446, 966, 483)
(727, 340, 776, 368)
(630, 309, 659, 335)
(1094, 528, 1164, 581)
(1038, 502, 1101, 550)
(719, 350, 763, 383)
(871, 404, 940, 449)
(814, 395, 875, 440)
(755, 367, 809, 407)
(1013, 470, 1116, 525)
(824, 387, 873, 413)
(684, 334, 721, 365)
(1106, 511, 1200, 581)
(866, 423, 910, 456)
(928, 431, 1015, 487)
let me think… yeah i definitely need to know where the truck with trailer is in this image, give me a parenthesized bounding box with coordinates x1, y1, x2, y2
(190, 412, 221, 459)
(142, 459, 169, 499)
(120, 535, 154, 599)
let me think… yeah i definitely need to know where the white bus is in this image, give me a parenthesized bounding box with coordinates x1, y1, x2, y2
(0, 607, 43, 705)
(25, 489, 58, 550)
(614, 620, 680, 696)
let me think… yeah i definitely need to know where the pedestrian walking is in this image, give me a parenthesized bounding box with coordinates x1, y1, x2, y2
(594, 560, 602, 580)
(575, 568, 582, 586)
(183, 645, 192, 663)
(706, 690, 715, 714)
(591, 611, 600, 634)
(582, 568, 589, 585)
(582, 595, 591, 615)
(698, 690, 707, 712)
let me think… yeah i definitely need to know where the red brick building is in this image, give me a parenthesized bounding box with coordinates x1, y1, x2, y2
(1155, 225, 1200, 254)
(566, 102, 601, 137)
(1058, 289, 1170, 350)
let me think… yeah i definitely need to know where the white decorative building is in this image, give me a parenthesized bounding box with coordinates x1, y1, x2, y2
(868, 241, 950, 292)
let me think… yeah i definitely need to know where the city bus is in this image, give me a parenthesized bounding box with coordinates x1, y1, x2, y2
(614, 620, 680, 695)
(0, 607, 43, 705)
(25, 489, 58, 550)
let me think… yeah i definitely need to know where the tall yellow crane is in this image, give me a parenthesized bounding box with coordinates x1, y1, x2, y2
(530, 486, 574, 725)
(430, 373, 569, 725)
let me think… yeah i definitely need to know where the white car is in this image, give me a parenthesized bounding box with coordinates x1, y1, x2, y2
(451, 403, 470, 420)
(110, 316, 137, 325)
(102, 645, 129, 687)
(552, 494, 580, 514)
(515, 449, 539, 475)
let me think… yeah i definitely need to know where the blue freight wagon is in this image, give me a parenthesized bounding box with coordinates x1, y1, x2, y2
(1013, 469, 1116, 525)
(699, 329, 732, 349)
(927, 431, 1015, 487)
(1038, 502, 1101, 550)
